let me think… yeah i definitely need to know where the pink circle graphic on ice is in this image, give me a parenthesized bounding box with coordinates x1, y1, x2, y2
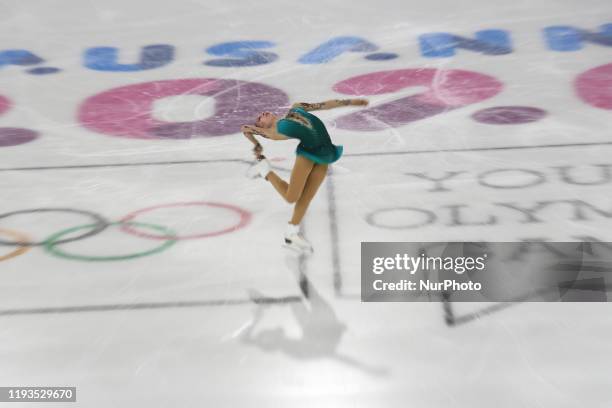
(0, 95, 10, 115)
(471, 106, 547, 125)
(0, 96, 39, 147)
(78, 78, 289, 139)
(575, 63, 612, 110)
(0, 128, 39, 147)
(332, 68, 503, 131)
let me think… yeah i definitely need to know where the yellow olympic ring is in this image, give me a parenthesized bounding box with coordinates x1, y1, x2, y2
(0, 228, 31, 262)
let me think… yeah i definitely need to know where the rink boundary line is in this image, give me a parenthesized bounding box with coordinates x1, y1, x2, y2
(0, 158, 250, 172)
(2, 140, 612, 172)
(346, 140, 612, 157)
(0, 296, 302, 316)
(326, 166, 342, 295)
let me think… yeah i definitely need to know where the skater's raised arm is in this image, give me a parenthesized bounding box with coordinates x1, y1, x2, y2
(291, 98, 369, 111)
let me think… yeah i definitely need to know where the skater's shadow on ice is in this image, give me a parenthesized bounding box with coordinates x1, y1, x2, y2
(240, 253, 389, 377)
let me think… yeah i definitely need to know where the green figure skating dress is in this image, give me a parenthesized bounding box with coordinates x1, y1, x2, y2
(276, 107, 343, 164)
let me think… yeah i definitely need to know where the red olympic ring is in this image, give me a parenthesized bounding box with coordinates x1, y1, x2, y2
(119, 201, 251, 240)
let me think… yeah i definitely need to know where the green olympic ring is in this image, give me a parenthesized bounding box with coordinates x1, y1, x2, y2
(44, 221, 176, 262)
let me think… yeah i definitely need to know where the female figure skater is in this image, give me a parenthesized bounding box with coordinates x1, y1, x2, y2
(241, 98, 368, 253)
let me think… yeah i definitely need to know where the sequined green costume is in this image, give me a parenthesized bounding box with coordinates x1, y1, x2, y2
(276, 107, 343, 164)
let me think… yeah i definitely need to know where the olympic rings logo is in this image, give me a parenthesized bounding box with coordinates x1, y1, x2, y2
(0, 202, 251, 262)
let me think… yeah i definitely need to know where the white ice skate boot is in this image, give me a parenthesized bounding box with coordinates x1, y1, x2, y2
(246, 158, 271, 179)
(283, 223, 313, 254)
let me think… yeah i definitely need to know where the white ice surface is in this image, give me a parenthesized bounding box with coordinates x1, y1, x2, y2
(1, 0, 611, 407)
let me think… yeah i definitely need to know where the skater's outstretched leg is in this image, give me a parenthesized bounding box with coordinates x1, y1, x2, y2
(266, 155, 314, 203)
(256, 155, 318, 253)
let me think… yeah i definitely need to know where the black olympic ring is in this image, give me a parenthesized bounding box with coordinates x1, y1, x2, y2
(0, 208, 109, 246)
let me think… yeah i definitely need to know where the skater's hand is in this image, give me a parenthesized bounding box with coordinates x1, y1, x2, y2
(352, 98, 369, 106)
(241, 125, 258, 134)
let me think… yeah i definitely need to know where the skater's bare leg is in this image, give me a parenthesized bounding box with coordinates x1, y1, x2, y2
(266, 155, 314, 205)
(290, 163, 328, 225)
(264, 172, 288, 195)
